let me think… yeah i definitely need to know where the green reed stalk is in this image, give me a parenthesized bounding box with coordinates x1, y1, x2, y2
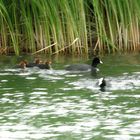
(0, 1, 19, 55)
(1, 0, 140, 55)
(90, 0, 140, 53)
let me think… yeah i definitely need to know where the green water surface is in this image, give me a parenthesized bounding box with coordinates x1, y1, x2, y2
(0, 53, 140, 140)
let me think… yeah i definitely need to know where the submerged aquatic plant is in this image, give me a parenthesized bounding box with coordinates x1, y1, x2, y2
(0, 0, 140, 55)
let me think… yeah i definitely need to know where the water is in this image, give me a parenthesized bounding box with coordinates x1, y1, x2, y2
(0, 54, 140, 140)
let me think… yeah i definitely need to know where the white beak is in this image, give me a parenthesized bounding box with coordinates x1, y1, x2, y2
(100, 60, 103, 64)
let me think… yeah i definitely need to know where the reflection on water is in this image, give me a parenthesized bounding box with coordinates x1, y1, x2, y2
(0, 54, 140, 139)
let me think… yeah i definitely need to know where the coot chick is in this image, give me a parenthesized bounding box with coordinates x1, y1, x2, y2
(37, 61, 52, 69)
(65, 57, 102, 73)
(26, 58, 41, 67)
(98, 78, 106, 92)
(16, 61, 27, 69)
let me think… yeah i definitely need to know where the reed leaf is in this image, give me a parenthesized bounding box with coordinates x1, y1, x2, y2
(0, 0, 140, 55)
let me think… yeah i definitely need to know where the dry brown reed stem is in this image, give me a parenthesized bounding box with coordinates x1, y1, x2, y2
(32, 43, 57, 55)
(52, 38, 79, 55)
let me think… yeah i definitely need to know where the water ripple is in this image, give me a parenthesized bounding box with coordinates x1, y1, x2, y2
(68, 73, 140, 92)
(1, 64, 140, 139)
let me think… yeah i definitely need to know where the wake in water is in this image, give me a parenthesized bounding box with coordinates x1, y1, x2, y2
(1, 67, 140, 92)
(68, 72, 140, 92)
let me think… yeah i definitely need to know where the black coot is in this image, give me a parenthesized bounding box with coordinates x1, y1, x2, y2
(98, 78, 106, 92)
(65, 57, 103, 73)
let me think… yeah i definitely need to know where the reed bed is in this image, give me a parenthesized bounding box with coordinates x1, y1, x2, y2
(0, 0, 140, 55)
